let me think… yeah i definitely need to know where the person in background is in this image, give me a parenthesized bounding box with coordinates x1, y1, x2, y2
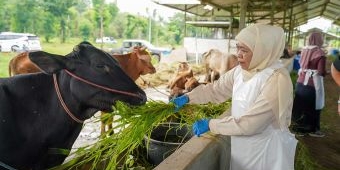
(281, 48, 292, 58)
(171, 24, 297, 170)
(293, 50, 301, 71)
(331, 50, 340, 116)
(291, 31, 326, 137)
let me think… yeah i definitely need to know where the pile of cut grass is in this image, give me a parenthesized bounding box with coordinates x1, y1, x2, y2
(54, 100, 230, 170)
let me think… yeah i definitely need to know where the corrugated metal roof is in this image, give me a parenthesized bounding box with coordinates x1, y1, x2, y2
(153, 0, 340, 30)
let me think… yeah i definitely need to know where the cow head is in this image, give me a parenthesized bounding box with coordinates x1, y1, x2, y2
(177, 62, 190, 72)
(185, 76, 200, 91)
(28, 41, 147, 112)
(132, 46, 156, 75)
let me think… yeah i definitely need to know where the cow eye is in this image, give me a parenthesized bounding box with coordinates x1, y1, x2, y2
(96, 64, 105, 69)
(96, 64, 110, 72)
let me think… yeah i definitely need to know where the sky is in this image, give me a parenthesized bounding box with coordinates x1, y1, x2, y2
(298, 17, 333, 32)
(115, 0, 179, 20)
(114, 0, 333, 32)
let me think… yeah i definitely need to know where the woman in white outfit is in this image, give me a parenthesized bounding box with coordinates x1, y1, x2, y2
(171, 24, 297, 170)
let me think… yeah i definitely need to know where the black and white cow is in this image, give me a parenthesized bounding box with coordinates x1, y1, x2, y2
(0, 42, 147, 170)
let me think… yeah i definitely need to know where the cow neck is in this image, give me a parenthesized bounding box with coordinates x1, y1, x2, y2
(53, 69, 143, 123)
(121, 55, 132, 72)
(129, 52, 142, 80)
(64, 69, 140, 97)
(53, 73, 84, 123)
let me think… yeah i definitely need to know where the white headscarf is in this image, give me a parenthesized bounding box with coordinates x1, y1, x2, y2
(235, 24, 285, 80)
(235, 24, 292, 129)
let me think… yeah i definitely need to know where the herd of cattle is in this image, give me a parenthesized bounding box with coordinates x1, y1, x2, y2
(0, 42, 238, 169)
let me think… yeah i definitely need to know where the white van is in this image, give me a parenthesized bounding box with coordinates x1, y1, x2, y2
(0, 32, 42, 52)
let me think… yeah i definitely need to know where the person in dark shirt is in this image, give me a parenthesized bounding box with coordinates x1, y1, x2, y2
(291, 31, 326, 137)
(293, 51, 301, 71)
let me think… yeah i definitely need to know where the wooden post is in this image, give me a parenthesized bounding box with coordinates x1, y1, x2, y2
(270, 0, 276, 25)
(239, 0, 248, 31)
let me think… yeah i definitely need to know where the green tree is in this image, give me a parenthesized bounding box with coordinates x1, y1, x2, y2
(93, 1, 118, 39)
(124, 14, 148, 39)
(12, 0, 44, 33)
(42, 12, 57, 42)
(72, 0, 92, 37)
(112, 13, 128, 39)
(43, 0, 77, 43)
(104, 3, 119, 37)
(82, 9, 97, 39)
(0, 1, 14, 31)
(79, 18, 93, 41)
(166, 13, 186, 45)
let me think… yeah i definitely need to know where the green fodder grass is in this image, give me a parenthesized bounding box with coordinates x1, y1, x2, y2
(54, 101, 231, 170)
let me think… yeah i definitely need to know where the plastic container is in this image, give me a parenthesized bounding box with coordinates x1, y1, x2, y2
(144, 122, 193, 165)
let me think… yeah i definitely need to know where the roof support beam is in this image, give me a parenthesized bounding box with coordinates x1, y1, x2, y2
(282, 0, 287, 29)
(270, 0, 276, 24)
(201, 0, 232, 12)
(320, 0, 330, 16)
(288, 0, 294, 46)
(239, 0, 248, 30)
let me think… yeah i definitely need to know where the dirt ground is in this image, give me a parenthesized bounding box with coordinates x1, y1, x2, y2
(297, 58, 340, 169)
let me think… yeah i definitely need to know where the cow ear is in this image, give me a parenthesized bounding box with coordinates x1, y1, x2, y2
(29, 51, 68, 74)
(140, 46, 146, 51)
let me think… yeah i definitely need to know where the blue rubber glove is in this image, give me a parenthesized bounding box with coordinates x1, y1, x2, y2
(193, 119, 210, 137)
(170, 95, 189, 112)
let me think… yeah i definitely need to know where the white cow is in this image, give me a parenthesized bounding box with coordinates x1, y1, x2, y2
(202, 49, 238, 83)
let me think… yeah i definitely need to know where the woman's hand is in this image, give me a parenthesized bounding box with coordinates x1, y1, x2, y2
(192, 119, 210, 137)
(170, 95, 189, 112)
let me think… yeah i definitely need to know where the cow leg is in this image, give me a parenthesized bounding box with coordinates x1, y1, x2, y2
(211, 71, 216, 83)
(204, 70, 212, 83)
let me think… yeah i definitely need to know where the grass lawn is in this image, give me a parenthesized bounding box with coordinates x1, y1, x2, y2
(0, 52, 15, 77)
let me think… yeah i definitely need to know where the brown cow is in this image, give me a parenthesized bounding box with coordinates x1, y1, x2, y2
(8, 47, 156, 137)
(168, 62, 193, 89)
(100, 47, 156, 136)
(168, 62, 200, 100)
(9, 52, 41, 76)
(202, 49, 238, 83)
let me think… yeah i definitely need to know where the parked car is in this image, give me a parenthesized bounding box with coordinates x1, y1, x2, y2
(111, 39, 171, 62)
(95, 37, 117, 44)
(0, 32, 42, 52)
